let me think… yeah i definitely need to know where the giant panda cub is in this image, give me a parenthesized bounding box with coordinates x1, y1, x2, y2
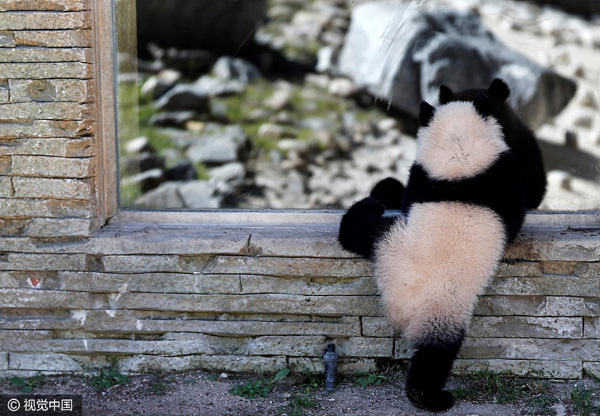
(339, 94, 531, 412)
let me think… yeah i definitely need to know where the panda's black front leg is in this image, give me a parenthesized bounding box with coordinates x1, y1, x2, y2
(405, 330, 465, 412)
(338, 197, 396, 259)
(369, 177, 405, 210)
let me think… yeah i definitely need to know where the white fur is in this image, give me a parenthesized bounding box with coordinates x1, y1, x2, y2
(373, 202, 506, 344)
(416, 102, 508, 181)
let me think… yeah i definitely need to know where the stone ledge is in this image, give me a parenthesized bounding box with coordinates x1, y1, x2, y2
(2, 221, 600, 262)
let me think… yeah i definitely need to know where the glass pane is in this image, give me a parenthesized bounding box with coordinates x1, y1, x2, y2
(115, 0, 600, 211)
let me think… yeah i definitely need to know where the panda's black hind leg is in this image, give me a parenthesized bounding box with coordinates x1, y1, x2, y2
(405, 331, 465, 412)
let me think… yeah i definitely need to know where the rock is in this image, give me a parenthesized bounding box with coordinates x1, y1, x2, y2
(186, 125, 248, 165)
(124, 137, 152, 154)
(122, 168, 164, 193)
(573, 114, 594, 129)
(193, 76, 246, 97)
(155, 84, 210, 113)
(150, 111, 199, 128)
(134, 183, 185, 209)
(316, 46, 338, 73)
(209, 162, 246, 192)
(136, 0, 267, 55)
(159, 48, 216, 77)
(165, 162, 198, 182)
(212, 57, 262, 83)
(328, 77, 358, 97)
(257, 123, 287, 140)
(337, 1, 577, 128)
(580, 91, 598, 109)
(177, 180, 222, 208)
(141, 69, 181, 99)
(121, 153, 165, 175)
(265, 89, 293, 110)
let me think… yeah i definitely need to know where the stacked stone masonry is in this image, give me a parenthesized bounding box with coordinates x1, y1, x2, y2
(0, 1, 599, 379)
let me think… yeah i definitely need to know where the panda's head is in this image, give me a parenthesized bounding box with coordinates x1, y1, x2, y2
(439, 78, 510, 109)
(416, 95, 508, 181)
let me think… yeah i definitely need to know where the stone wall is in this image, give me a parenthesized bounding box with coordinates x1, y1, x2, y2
(0, 1, 599, 380)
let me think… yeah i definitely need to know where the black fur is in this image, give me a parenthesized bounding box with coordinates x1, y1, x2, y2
(369, 177, 405, 210)
(439, 78, 547, 210)
(402, 153, 526, 242)
(406, 329, 465, 412)
(338, 197, 396, 259)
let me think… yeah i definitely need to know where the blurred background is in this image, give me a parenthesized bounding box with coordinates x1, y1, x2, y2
(115, 0, 600, 211)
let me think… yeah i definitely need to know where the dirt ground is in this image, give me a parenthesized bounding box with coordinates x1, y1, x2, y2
(1, 367, 599, 416)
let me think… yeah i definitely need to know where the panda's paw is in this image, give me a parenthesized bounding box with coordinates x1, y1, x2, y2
(370, 177, 404, 210)
(346, 196, 385, 217)
(406, 387, 454, 412)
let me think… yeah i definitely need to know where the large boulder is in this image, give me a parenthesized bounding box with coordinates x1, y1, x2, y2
(136, 0, 267, 56)
(337, 1, 577, 128)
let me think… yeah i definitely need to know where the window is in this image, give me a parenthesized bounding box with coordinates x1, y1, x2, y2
(111, 0, 600, 215)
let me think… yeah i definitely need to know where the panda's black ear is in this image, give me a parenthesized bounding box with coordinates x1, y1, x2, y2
(488, 78, 510, 103)
(474, 93, 492, 118)
(419, 101, 436, 127)
(439, 85, 454, 104)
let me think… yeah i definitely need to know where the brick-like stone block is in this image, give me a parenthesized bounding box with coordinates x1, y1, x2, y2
(584, 317, 600, 339)
(0, 120, 89, 139)
(0, 47, 86, 63)
(1, 253, 88, 271)
(0, 11, 91, 30)
(0, 0, 87, 11)
(13, 177, 89, 200)
(0, 63, 91, 79)
(118, 354, 288, 375)
(459, 338, 600, 361)
(338, 337, 394, 358)
(583, 362, 600, 378)
(488, 276, 598, 297)
(0, 103, 90, 121)
(9, 80, 90, 103)
(0, 197, 92, 218)
(0, 288, 102, 309)
(57, 271, 241, 294)
(469, 316, 583, 339)
(541, 261, 578, 275)
(0, 30, 16, 47)
(0, 79, 9, 103)
(453, 359, 582, 379)
(205, 255, 371, 278)
(289, 357, 379, 375)
(11, 155, 91, 178)
(0, 219, 28, 236)
(0, 138, 93, 157)
(475, 295, 600, 317)
(362, 316, 394, 337)
(574, 263, 600, 278)
(235, 335, 326, 357)
(0, 177, 13, 197)
(495, 261, 542, 277)
(0, 156, 11, 174)
(24, 218, 91, 237)
(9, 353, 82, 371)
(14, 30, 91, 47)
(241, 274, 377, 296)
(109, 293, 382, 317)
(102, 255, 183, 273)
(0, 352, 7, 370)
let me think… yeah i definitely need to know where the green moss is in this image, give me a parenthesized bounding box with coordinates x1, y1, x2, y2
(194, 162, 211, 180)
